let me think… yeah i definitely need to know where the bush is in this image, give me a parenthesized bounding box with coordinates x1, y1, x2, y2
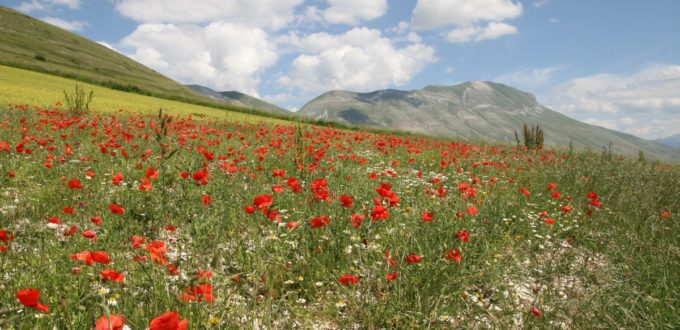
(63, 83, 94, 113)
(34, 54, 46, 61)
(516, 123, 544, 150)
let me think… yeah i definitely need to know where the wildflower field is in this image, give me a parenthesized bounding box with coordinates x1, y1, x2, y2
(0, 101, 678, 329)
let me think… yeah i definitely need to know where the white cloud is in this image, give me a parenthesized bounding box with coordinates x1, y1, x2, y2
(533, 0, 550, 8)
(278, 28, 436, 93)
(446, 22, 517, 42)
(549, 65, 680, 115)
(496, 66, 562, 91)
(322, 0, 388, 25)
(547, 65, 680, 139)
(115, 0, 303, 29)
(412, 0, 522, 29)
(16, 0, 80, 12)
(121, 22, 278, 96)
(41, 17, 87, 31)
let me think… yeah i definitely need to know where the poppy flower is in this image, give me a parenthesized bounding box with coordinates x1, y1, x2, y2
(520, 187, 531, 196)
(406, 252, 424, 264)
(150, 311, 188, 330)
(530, 306, 542, 317)
(338, 274, 360, 286)
(132, 235, 145, 248)
(0, 229, 15, 243)
(422, 211, 434, 222)
(350, 213, 365, 228)
(446, 248, 463, 263)
(456, 229, 470, 243)
(68, 179, 83, 189)
(545, 218, 555, 225)
(82, 230, 97, 241)
(340, 195, 353, 208)
(310, 215, 331, 228)
(661, 211, 670, 218)
(551, 191, 561, 199)
(109, 203, 125, 215)
(95, 314, 125, 330)
(253, 194, 273, 210)
(100, 269, 125, 283)
(244, 205, 256, 214)
(91, 216, 102, 226)
(139, 178, 153, 191)
(385, 250, 398, 266)
(16, 288, 49, 312)
(146, 240, 168, 265)
(547, 183, 557, 190)
(112, 173, 124, 185)
(48, 216, 61, 224)
(63, 225, 78, 237)
(63, 206, 75, 214)
(202, 194, 211, 206)
(71, 251, 111, 266)
(466, 205, 479, 215)
(146, 167, 159, 179)
(386, 271, 398, 282)
(371, 205, 389, 220)
(562, 205, 572, 214)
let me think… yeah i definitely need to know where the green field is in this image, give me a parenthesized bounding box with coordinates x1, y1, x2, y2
(0, 65, 290, 125)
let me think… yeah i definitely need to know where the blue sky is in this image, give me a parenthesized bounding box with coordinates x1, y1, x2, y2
(5, 0, 680, 139)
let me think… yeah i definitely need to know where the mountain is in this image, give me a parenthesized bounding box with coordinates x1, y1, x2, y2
(0, 6, 210, 102)
(655, 134, 680, 149)
(186, 85, 289, 115)
(298, 81, 680, 160)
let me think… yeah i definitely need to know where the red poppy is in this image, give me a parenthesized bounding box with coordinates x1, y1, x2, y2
(150, 311, 189, 330)
(202, 194, 211, 206)
(531, 306, 542, 317)
(551, 191, 561, 199)
(91, 216, 102, 226)
(340, 195, 353, 208)
(68, 179, 83, 189)
(112, 173, 124, 185)
(385, 250, 398, 266)
(661, 211, 670, 218)
(146, 240, 168, 265)
(371, 205, 389, 220)
(547, 183, 557, 190)
(109, 203, 125, 215)
(446, 248, 463, 263)
(456, 229, 470, 243)
(63, 225, 78, 237)
(48, 216, 61, 224)
(310, 215, 331, 228)
(82, 230, 97, 241)
(350, 213, 365, 228)
(386, 271, 398, 282)
(132, 235, 145, 248)
(16, 288, 49, 312)
(545, 218, 555, 225)
(244, 205, 256, 214)
(253, 194, 273, 210)
(146, 167, 159, 179)
(338, 274, 360, 286)
(63, 206, 75, 214)
(139, 178, 153, 191)
(520, 187, 531, 196)
(71, 251, 111, 266)
(95, 314, 125, 330)
(100, 269, 125, 282)
(0, 229, 15, 243)
(422, 211, 434, 222)
(406, 253, 424, 264)
(466, 205, 478, 215)
(562, 205, 572, 214)
(179, 283, 215, 302)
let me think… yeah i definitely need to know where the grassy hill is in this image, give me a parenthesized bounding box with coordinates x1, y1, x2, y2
(0, 6, 295, 120)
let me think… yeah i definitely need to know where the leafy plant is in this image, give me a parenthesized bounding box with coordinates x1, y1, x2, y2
(63, 83, 93, 113)
(516, 123, 544, 150)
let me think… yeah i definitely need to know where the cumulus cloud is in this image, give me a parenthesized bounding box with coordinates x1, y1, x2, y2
(321, 0, 388, 25)
(15, 0, 80, 12)
(115, 0, 303, 29)
(41, 17, 87, 31)
(277, 28, 436, 94)
(447, 22, 517, 42)
(411, 0, 522, 42)
(547, 65, 680, 139)
(121, 23, 278, 96)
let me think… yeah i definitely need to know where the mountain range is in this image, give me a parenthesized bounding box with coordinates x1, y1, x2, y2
(655, 134, 680, 149)
(2, 5, 679, 161)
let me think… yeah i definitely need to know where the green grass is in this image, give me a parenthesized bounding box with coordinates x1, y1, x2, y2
(0, 102, 678, 328)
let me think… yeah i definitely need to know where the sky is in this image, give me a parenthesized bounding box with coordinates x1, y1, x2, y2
(4, 0, 680, 139)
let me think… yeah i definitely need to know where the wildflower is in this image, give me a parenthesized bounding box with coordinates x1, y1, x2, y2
(456, 229, 470, 243)
(350, 213, 365, 228)
(112, 173, 124, 185)
(338, 274, 360, 286)
(68, 179, 83, 189)
(100, 269, 125, 283)
(16, 288, 49, 312)
(146, 240, 168, 265)
(146, 167, 159, 179)
(406, 252, 424, 264)
(139, 178, 153, 191)
(150, 311, 188, 330)
(340, 194, 353, 208)
(661, 210, 670, 218)
(202, 194, 211, 206)
(95, 314, 125, 330)
(446, 248, 463, 263)
(109, 203, 125, 215)
(422, 211, 434, 222)
(91, 216, 102, 226)
(387, 271, 398, 282)
(467, 205, 478, 215)
(530, 306, 542, 317)
(310, 215, 331, 228)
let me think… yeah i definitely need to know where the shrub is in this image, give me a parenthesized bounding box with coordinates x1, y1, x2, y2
(63, 83, 94, 113)
(516, 123, 544, 150)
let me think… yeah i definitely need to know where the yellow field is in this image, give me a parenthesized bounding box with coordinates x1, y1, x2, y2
(0, 65, 287, 124)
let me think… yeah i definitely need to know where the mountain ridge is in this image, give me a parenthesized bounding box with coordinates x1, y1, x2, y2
(185, 84, 289, 115)
(298, 81, 680, 160)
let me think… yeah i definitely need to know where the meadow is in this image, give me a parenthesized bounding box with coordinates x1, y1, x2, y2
(0, 96, 678, 329)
